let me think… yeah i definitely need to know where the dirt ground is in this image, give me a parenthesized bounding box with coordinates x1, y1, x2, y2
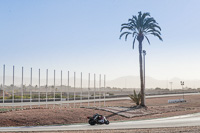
(14, 126, 199, 133)
(0, 94, 200, 127)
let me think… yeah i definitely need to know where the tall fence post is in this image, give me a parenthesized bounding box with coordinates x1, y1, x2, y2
(88, 73, 90, 107)
(3, 65, 5, 107)
(12, 66, 15, 109)
(74, 72, 76, 108)
(60, 70, 62, 107)
(80, 72, 82, 107)
(39, 69, 40, 107)
(99, 74, 101, 107)
(94, 74, 96, 107)
(46, 69, 48, 108)
(54, 70, 56, 108)
(67, 71, 69, 107)
(21, 67, 23, 108)
(30, 68, 32, 109)
(104, 74, 106, 107)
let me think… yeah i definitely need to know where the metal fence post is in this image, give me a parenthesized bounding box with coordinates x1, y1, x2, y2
(21, 67, 23, 108)
(67, 71, 69, 107)
(3, 65, 5, 107)
(12, 66, 15, 109)
(88, 73, 90, 107)
(99, 74, 101, 107)
(104, 74, 106, 107)
(74, 72, 76, 108)
(60, 70, 62, 107)
(94, 74, 96, 107)
(46, 69, 48, 108)
(30, 68, 32, 109)
(54, 70, 56, 108)
(39, 69, 40, 107)
(80, 72, 82, 107)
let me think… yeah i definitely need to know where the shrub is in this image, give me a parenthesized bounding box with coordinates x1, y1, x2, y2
(155, 87, 161, 90)
(55, 94, 61, 98)
(3, 95, 21, 99)
(129, 90, 141, 105)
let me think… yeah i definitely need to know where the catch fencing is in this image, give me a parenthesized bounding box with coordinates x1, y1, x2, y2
(0, 65, 107, 109)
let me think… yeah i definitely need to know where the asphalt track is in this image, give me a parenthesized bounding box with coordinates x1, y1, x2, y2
(1, 113, 200, 132)
(0, 93, 200, 132)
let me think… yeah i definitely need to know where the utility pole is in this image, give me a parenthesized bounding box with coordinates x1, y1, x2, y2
(143, 50, 146, 105)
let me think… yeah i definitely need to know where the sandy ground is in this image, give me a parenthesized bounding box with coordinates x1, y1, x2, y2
(0, 94, 200, 129)
(10, 126, 199, 133)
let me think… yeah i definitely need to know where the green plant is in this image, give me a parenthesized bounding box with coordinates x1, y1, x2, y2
(1, 95, 21, 99)
(155, 87, 161, 90)
(32, 95, 39, 98)
(55, 94, 61, 98)
(129, 90, 141, 106)
(0, 108, 11, 112)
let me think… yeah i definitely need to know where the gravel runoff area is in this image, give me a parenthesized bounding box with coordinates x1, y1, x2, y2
(2, 126, 200, 133)
(0, 94, 200, 132)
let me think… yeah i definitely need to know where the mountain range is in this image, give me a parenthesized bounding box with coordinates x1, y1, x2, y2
(107, 76, 200, 89)
(1, 76, 200, 89)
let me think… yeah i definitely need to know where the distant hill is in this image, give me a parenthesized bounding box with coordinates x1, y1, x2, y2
(0, 75, 200, 89)
(107, 76, 200, 89)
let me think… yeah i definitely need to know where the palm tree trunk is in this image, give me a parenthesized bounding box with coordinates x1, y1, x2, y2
(139, 41, 145, 106)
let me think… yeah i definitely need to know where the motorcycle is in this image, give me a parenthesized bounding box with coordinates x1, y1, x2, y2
(87, 113, 109, 125)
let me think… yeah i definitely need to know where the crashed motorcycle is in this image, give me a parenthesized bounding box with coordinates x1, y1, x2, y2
(87, 113, 109, 125)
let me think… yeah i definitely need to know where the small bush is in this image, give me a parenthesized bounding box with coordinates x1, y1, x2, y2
(129, 90, 141, 105)
(55, 94, 61, 98)
(3, 95, 22, 99)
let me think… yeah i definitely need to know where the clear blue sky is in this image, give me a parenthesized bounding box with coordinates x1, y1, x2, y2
(1, 0, 200, 81)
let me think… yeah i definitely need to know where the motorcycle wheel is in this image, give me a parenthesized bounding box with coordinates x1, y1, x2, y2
(89, 119, 96, 125)
(105, 120, 109, 125)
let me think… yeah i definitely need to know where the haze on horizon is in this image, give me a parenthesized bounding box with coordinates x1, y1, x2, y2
(1, 0, 200, 83)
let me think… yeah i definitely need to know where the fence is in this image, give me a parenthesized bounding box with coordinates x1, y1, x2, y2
(0, 65, 107, 109)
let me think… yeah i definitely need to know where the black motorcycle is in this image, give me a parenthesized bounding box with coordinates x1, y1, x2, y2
(87, 113, 109, 125)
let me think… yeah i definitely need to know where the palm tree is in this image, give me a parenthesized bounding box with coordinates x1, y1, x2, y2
(120, 11, 162, 106)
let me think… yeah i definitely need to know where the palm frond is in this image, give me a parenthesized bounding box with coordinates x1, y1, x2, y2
(138, 11, 142, 29)
(121, 23, 129, 26)
(119, 32, 131, 40)
(132, 15, 139, 29)
(141, 12, 150, 21)
(145, 36, 151, 45)
(141, 12, 150, 30)
(120, 11, 162, 48)
(120, 26, 132, 32)
(132, 31, 138, 37)
(144, 17, 157, 25)
(150, 33, 163, 41)
(147, 29, 161, 35)
(128, 19, 137, 27)
(143, 18, 157, 30)
(132, 36, 137, 49)
(125, 32, 131, 41)
(149, 23, 161, 31)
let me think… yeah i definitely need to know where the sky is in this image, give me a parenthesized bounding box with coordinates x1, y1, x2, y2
(1, 0, 200, 85)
